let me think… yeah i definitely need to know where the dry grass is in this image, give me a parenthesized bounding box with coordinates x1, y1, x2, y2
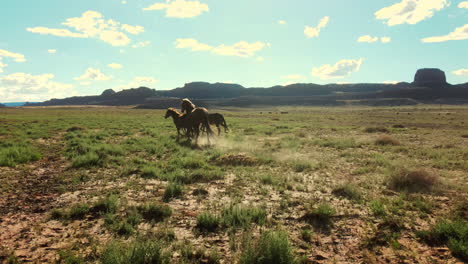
(375, 135, 400, 146)
(387, 169, 438, 192)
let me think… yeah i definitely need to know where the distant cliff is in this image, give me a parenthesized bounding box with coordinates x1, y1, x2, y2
(26, 68, 468, 107)
(26, 87, 158, 106)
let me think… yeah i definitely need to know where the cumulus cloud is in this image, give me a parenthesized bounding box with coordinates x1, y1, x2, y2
(375, 0, 448, 26)
(357, 35, 392, 43)
(381, 37, 391, 43)
(143, 0, 209, 18)
(357, 35, 379, 43)
(108, 63, 123, 69)
(175, 38, 267, 58)
(311, 58, 363, 80)
(422, 24, 468, 42)
(27, 11, 144, 46)
(459, 2, 468, 8)
(304, 16, 329, 38)
(0, 72, 75, 102)
(48, 49, 57, 54)
(74, 68, 112, 81)
(278, 20, 287, 25)
(122, 24, 144, 35)
(0, 49, 26, 62)
(175, 38, 213, 51)
(452, 69, 468, 76)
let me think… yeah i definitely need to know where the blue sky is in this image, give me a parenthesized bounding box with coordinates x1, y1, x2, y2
(0, 0, 467, 102)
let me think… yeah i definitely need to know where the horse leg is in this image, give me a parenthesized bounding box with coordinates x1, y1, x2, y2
(217, 125, 221, 136)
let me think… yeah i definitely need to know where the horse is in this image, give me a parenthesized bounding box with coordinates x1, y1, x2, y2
(181, 98, 195, 114)
(165, 107, 213, 144)
(164, 108, 192, 141)
(203, 113, 228, 135)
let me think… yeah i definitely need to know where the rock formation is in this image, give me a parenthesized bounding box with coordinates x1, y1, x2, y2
(413, 68, 447, 87)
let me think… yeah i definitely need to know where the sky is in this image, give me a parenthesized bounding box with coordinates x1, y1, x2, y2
(0, 0, 467, 102)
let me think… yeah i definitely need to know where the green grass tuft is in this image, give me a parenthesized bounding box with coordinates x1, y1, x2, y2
(239, 230, 295, 264)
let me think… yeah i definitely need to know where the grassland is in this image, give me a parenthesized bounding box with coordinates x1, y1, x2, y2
(0, 105, 467, 263)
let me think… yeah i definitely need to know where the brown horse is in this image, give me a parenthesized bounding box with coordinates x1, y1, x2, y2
(165, 107, 213, 143)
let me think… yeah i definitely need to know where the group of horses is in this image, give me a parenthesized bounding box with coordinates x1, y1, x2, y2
(164, 99, 228, 144)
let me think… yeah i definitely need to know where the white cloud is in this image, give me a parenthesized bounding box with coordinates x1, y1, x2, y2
(175, 38, 213, 51)
(453, 69, 468, 76)
(282, 74, 305, 80)
(122, 24, 144, 35)
(311, 58, 363, 80)
(48, 49, 57, 54)
(143, 0, 209, 18)
(383, 80, 399, 84)
(0, 49, 26, 62)
(108, 63, 123, 69)
(122, 1, 127, 4)
(175, 38, 267, 58)
(132, 41, 151, 48)
(357, 35, 379, 43)
(422, 24, 468, 43)
(375, 0, 448, 26)
(278, 20, 287, 25)
(459, 2, 468, 8)
(381, 37, 391, 43)
(212, 41, 266, 57)
(75, 68, 112, 81)
(304, 16, 329, 38)
(26, 27, 87, 38)
(357, 35, 392, 43)
(0, 58, 7, 73)
(0, 72, 75, 102)
(256, 56, 265, 62)
(27, 10, 144, 46)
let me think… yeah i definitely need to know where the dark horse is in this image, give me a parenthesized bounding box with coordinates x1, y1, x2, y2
(165, 107, 213, 144)
(206, 113, 228, 135)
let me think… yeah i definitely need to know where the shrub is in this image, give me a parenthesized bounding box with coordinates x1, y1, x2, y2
(137, 203, 172, 222)
(290, 160, 312, 172)
(101, 239, 170, 264)
(301, 228, 312, 242)
(304, 203, 336, 228)
(0, 144, 41, 167)
(369, 200, 386, 217)
(140, 165, 159, 179)
(58, 250, 84, 264)
(417, 219, 467, 261)
(92, 194, 119, 214)
(239, 231, 295, 264)
(332, 184, 362, 201)
(365, 127, 389, 133)
(163, 182, 183, 202)
(387, 169, 438, 192)
(375, 135, 400, 146)
(68, 203, 91, 219)
(222, 204, 267, 228)
(71, 152, 102, 168)
(197, 212, 221, 232)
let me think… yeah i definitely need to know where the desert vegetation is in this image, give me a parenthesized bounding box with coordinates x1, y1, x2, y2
(0, 106, 467, 263)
